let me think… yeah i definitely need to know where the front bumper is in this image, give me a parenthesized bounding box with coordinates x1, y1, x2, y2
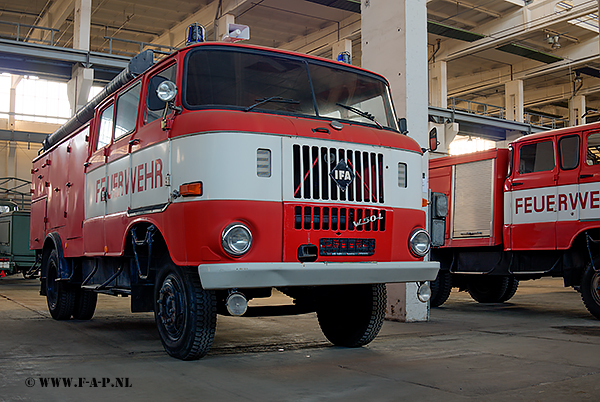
(198, 261, 439, 289)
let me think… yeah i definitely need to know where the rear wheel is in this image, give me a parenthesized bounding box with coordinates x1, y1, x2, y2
(581, 261, 600, 320)
(45, 249, 75, 320)
(467, 276, 509, 303)
(430, 270, 452, 307)
(317, 284, 386, 347)
(499, 276, 519, 303)
(154, 263, 217, 360)
(72, 289, 97, 320)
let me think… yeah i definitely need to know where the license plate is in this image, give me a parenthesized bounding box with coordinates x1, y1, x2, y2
(319, 238, 375, 256)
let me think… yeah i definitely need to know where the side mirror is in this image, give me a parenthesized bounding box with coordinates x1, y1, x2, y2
(429, 127, 439, 152)
(398, 118, 408, 135)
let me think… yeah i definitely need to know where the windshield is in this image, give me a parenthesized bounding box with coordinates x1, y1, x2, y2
(184, 47, 398, 130)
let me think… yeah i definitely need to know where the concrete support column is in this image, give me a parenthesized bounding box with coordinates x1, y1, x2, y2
(9, 75, 22, 131)
(73, 0, 91, 51)
(362, 0, 429, 322)
(428, 121, 459, 157)
(216, 14, 236, 41)
(570, 95, 586, 127)
(429, 61, 447, 108)
(67, 66, 94, 115)
(332, 39, 352, 63)
(505, 80, 524, 123)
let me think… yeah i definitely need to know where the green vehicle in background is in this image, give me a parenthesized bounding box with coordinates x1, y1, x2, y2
(0, 179, 37, 277)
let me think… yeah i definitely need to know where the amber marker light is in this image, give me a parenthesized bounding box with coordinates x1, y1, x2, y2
(179, 182, 203, 197)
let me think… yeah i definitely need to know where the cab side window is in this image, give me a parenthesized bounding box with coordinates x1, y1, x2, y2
(586, 133, 600, 166)
(559, 135, 580, 170)
(115, 82, 141, 139)
(518, 140, 555, 174)
(97, 104, 114, 149)
(146, 64, 177, 124)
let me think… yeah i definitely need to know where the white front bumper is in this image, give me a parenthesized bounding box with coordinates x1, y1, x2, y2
(198, 261, 439, 289)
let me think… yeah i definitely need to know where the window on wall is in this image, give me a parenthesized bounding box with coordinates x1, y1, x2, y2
(518, 140, 555, 174)
(97, 105, 114, 149)
(586, 133, 600, 165)
(16, 77, 71, 124)
(115, 82, 141, 139)
(146, 64, 177, 124)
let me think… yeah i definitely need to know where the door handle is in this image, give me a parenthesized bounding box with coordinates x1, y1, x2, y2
(511, 182, 523, 187)
(579, 174, 594, 179)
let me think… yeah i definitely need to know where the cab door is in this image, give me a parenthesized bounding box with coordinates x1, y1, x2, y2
(507, 137, 558, 250)
(578, 129, 600, 221)
(83, 102, 114, 255)
(104, 81, 143, 255)
(555, 133, 581, 249)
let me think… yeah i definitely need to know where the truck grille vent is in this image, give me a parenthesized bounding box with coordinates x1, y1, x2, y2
(293, 145, 384, 203)
(294, 206, 386, 232)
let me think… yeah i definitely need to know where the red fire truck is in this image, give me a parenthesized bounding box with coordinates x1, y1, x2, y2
(30, 38, 438, 359)
(429, 122, 600, 319)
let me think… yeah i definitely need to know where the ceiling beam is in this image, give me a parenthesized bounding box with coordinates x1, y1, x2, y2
(150, 0, 254, 48)
(440, 0, 597, 61)
(447, 36, 600, 97)
(276, 13, 361, 54)
(31, 0, 74, 44)
(438, 0, 502, 19)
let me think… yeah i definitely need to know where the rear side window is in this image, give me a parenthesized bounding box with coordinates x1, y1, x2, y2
(518, 140, 555, 174)
(97, 104, 114, 149)
(586, 133, 600, 165)
(115, 82, 141, 139)
(559, 135, 580, 170)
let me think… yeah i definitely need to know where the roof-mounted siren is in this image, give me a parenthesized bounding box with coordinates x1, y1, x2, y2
(186, 23, 206, 46)
(337, 51, 351, 64)
(222, 23, 250, 42)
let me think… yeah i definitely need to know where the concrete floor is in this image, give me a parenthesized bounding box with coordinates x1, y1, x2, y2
(1, 276, 599, 402)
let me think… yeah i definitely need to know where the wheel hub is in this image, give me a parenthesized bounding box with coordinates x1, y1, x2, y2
(592, 271, 600, 305)
(157, 276, 185, 339)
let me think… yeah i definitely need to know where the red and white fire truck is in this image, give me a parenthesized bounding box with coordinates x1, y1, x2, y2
(429, 122, 600, 319)
(30, 37, 438, 359)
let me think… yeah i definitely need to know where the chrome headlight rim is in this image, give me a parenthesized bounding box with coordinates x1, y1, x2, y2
(221, 223, 253, 257)
(409, 228, 431, 257)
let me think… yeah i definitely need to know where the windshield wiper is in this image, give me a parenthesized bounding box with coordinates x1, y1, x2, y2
(245, 96, 300, 112)
(336, 102, 383, 129)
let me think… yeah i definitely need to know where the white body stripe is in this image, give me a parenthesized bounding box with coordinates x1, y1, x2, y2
(85, 131, 423, 218)
(505, 183, 600, 225)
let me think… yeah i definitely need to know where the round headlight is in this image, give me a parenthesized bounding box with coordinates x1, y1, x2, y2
(222, 223, 253, 256)
(409, 229, 431, 257)
(156, 80, 178, 102)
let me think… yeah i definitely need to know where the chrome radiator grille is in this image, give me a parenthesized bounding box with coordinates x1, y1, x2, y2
(293, 206, 387, 232)
(292, 144, 384, 203)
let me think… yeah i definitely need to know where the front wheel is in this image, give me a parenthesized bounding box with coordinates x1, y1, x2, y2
(581, 263, 600, 320)
(430, 270, 452, 307)
(467, 276, 509, 303)
(154, 263, 217, 360)
(316, 284, 386, 347)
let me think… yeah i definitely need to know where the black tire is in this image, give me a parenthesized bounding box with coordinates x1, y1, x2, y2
(154, 263, 217, 360)
(72, 289, 98, 320)
(581, 262, 600, 320)
(45, 249, 75, 320)
(430, 270, 452, 307)
(467, 276, 509, 303)
(499, 276, 519, 303)
(316, 284, 386, 347)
